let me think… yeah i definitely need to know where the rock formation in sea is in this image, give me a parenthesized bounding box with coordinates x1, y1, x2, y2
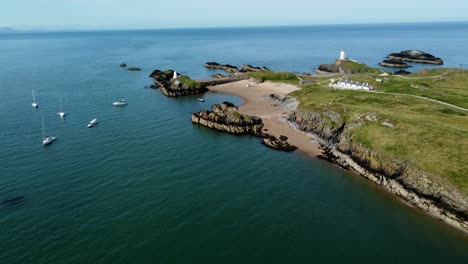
(379, 59, 411, 68)
(127, 67, 142, 71)
(393, 70, 412, 75)
(387, 50, 444, 65)
(204, 62, 240, 73)
(240, 65, 270, 72)
(204, 62, 271, 74)
(262, 135, 297, 152)
(120, 63, 127, 68)
(192, 102, 264, 136)
(192, 102, 297, 152)
(287, 109, 468, 232)
(149, 69, 208, 97)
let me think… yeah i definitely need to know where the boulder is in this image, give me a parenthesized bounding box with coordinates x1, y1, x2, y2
(127, 67, 141, 71)
(120, 63, 127, 68)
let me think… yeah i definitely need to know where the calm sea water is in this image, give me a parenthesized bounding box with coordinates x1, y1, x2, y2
(0, 23, 467, 263)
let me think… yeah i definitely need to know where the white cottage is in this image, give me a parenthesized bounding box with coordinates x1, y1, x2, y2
(332, 80, 374, 91)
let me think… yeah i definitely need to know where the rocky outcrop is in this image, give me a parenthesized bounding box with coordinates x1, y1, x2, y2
(387, 50, 444, 65)
(288, 109, 468, 233)
(262, 135, 297, 152)
(127, 67, 141, 71)
(317, 59, 375, 74)
(192, 102, 264, 136)
(149, 69, 208, 97)
(204, 62, 240, 73)
(394, 70, 412, 75)
(192, 102, 297, 152)
(205, 62, 271, 74)
(379, 59, 411, 68)
(240, 65, 270, 72)
(120, 63, 127, 68)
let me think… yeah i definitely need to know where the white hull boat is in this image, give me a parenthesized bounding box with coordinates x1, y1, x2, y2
(113, 100, 128, 106)
(42, 116, 56, 146)
(87, 119, 98, 128)
(32, 89, 39, 108)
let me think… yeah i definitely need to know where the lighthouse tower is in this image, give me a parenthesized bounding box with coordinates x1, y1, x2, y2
(340, 50, 346, 61)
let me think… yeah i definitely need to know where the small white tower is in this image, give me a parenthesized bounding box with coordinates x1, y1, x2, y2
(173, 71, 178, 79)
(340, 50, 346, 61)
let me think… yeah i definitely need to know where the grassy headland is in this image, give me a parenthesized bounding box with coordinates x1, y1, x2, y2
(250, 68, 468, 194)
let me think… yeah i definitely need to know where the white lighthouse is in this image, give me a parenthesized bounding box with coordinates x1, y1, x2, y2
(340, 50, 346, 61)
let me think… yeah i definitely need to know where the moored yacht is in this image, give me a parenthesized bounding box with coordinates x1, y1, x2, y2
(32, 89, 39, 108)
(42, 115, 56, 146)
(87, 118, 98, 128)
(113, 100, 128, 106)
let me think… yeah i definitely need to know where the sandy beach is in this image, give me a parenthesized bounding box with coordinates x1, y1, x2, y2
(209, 80, 323, 157)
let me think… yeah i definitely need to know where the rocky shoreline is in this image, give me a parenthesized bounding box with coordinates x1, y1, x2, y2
(287, 110, 468, 233)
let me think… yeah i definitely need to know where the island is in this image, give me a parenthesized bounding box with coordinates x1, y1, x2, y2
(317, 59, 381, 74)
(387, 50, 444, 65)
(379, 59, 411, 68)
(149, 69, 208, 97)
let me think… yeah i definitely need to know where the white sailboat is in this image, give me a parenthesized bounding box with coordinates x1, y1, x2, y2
(32, 89, 39, 108)
(42, 115, 56, 146)
(57, 97, 66, 118)
(87, 118, 98, 128)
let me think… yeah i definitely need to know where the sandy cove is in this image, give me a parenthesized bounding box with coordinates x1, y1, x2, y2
(208, 80, 323, 157)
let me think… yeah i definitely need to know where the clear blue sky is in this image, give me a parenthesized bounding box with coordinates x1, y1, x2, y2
(2, 0, 467, 30)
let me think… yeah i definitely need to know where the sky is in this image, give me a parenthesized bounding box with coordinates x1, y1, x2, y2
(1, 0, 467, 30)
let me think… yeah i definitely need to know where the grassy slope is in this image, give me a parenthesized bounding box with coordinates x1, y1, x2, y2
(343, 68, 468, 108)
(290, 70, 468, 194)
(178, 76, 204, 89)
(247, 72, 300, 85)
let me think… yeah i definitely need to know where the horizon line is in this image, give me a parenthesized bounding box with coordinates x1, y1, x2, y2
(2, 20, 468, 33)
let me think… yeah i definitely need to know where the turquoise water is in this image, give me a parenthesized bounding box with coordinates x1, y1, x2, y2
(0, 23, 467, 263)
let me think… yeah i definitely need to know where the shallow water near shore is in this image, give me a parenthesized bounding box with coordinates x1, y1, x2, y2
(1, 23, 468, 263)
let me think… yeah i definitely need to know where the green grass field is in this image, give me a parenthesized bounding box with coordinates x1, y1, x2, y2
(290, 71, 468, 193)
(247, 71, 300, 85)
(337, 68, 468, 108)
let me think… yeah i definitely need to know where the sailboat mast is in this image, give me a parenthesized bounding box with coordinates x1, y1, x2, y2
(42, 115, 46, 140)
(32, 89, 36, 103)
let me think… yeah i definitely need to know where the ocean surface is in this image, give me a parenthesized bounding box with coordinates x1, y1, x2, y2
(0, 23, 467, 263)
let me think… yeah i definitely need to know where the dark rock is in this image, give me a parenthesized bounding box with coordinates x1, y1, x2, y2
(204, 62, 240, 73)
(379, 59, 411, 68)
(120, 63, 127, 68)
(192, 102, 263, 136)
(262, 134, 297, 152)
(1, 196, 24, 206)
(387, 50, 444, 65)
(127, 67, 141, 71)
(212, 73, 226, 78)
(394, 70, 412, 75)
(240, 65, 270, 72)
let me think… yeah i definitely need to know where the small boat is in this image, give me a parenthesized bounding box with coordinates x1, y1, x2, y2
(42, 115, 56, 146)
(113, 100, 128, 106)
(32, 89, 39, 108)
(198, 98, 205, 102)
(57, 97, 66, 118)
(87, 119, 98, 128)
